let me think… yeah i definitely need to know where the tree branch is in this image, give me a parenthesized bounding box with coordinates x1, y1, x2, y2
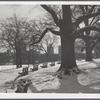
(77, 34, 100, 50)
(40, 44, 48, 54)
(30, 28, 60, 46)
(30, 28, 48, 45)
(41, 5, 60, 27)
(73, 26, 100, 36)
(48, 28, 60, 35)
(79, 5, 85, 14)
(87, 5, 96, 14)
(75, 9, 100, 26)
(90, 35, 100, 49)
(89, 16, 95, 25)
(76, 35, 92, 40)
(90, 39, 99, 49)
(92, 18, 100, 25)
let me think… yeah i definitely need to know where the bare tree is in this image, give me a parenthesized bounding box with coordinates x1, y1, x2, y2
(0, 14, 32, 68)
(30, 5, 100, 77)
(73, 5, 100, 61)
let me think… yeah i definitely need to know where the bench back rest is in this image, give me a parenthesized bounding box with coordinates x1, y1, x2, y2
(23, 67, 28, 73)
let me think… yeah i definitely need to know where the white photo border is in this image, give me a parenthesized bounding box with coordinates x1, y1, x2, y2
(0, 1, 100, 99)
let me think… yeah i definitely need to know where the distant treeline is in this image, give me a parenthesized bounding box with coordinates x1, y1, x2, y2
(0, 50, 99, 65)
(0, 51, 61, 65)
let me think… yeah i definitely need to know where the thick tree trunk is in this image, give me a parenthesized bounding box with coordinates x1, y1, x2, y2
(46, 54, 49, 62)
(15, 42, 22, 68)
(61, 36, 77, 69)
(15, 39, 19, 68)
(85, 40, 93, 61)
(19, 49, 22, 67)
(84, 19, 93, 61)
(95, 51, 99, 58)
(56, 5, 79, 76)
(58, 36, 77, 74)
(16, 49, 19, 68)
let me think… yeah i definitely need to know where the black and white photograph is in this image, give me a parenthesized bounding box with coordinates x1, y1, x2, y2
(0, 1, 100, 97)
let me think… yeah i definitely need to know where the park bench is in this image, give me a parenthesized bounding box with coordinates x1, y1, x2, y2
(41, 63, 47, 68)
(15, 79, 31, 93)
(18, 67, 28, 76)
(50, 62, 55, 66)
(31, 64, 38, 71)
(57, 61, 61, 64)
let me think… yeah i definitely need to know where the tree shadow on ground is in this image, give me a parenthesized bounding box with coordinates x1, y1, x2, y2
(21, 60, 100, 93)
(58, 75, 100, 93)
(35, 74, 100, 93)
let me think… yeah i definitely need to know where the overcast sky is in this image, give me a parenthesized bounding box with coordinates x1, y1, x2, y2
(0, 5, 60, 53)
(0, 5, 46, 52)
(0, 5, 47, 20)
